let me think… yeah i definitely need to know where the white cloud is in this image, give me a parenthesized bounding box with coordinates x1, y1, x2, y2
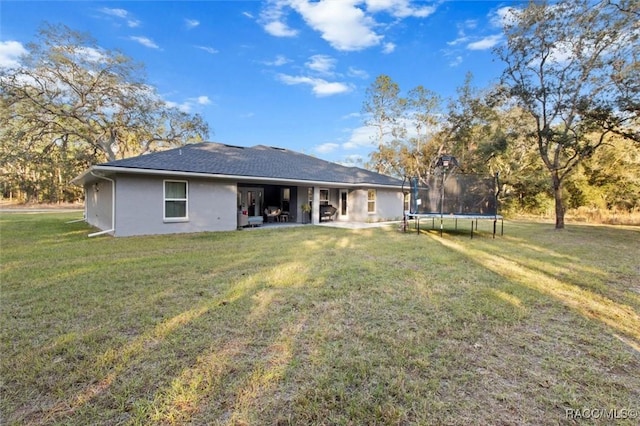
(185, 19, 200, 29)
(166, 95, 213, 113)
(195, 96, 211, 105)
(382, 42, 396, 54)
(264, 54, 290, 66)
(99, 7, 140, 27)
(449, 55, 463, 67)
(277, 74, 352, 97)
(291, 0, 382, 51)
(100, 7, 128, 18)
(242, 11, 255, 19)
(341, 112, 362, 120)
(348, 67, 369, 79)
(338, 154, 365, 167)
(261, 0, 436, 52)
(130, 36, 160, 49)
(342, 125, 377, 149)
(0, 40, 27, 69)
(365, 0, 436, 18)
(315, 142, 340, 154)
(467, 34, 502, 51)
(305, 54, 336, 74)
(196, 46, 219, 54)
(491, 6, 519, 28)
(264, 20, 299, 37)
(76, 47, 107, 63)
(447, 19, 477, 46)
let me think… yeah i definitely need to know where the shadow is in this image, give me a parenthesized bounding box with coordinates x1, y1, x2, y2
(427, 233, 640, 349)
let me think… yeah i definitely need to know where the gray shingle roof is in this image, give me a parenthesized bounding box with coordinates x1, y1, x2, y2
(99, 142, 403, 187)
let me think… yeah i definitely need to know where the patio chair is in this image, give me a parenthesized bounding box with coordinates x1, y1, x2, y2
(264, 206, 281, 222)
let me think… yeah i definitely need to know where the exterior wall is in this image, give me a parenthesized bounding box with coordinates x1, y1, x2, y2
(113, 174, 237, 237)
(375, 188, 405, 221)
(349, 188, 403, 222)
(85, 179, 113, 232)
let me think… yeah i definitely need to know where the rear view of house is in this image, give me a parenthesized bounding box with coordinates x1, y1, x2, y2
(71, 142, 405, 237)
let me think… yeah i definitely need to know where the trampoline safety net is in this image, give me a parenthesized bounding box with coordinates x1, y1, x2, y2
(409, 173, 499, 216)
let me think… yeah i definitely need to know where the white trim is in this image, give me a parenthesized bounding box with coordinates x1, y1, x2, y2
(339, 189, 349, 219)
(73, 165, 404, 190)
(163, 179, 189, 221)
(367, 189, 377, 214)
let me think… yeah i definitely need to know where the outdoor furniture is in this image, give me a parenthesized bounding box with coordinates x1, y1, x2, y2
(237, 210, 249, 228)
(264, 206, 281, 222)
(247, 216, 263, 227)
(320, 205, 337, 222)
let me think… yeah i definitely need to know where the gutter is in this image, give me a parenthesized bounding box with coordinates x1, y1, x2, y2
(88, 171, 115, 237)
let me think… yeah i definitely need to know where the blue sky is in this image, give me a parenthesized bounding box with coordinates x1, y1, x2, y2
(0, 1, 515, 165)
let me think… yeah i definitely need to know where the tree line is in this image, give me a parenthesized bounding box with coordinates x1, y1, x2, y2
(362, 0, 639, 228)
(0, 24, 209, 204)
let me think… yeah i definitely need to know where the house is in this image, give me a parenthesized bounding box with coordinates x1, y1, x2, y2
(71, 142, 406, 237)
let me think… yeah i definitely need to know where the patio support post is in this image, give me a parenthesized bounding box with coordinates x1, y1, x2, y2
(312, 186, 320, 225)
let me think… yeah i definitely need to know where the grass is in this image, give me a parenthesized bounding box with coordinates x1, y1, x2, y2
(1, 213, 639, 425)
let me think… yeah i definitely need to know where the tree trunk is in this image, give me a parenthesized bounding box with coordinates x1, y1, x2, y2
(552, 173, 565, 229)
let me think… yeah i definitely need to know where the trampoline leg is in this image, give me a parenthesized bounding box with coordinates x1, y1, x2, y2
(501, 219, 504, 236)
(493, 219, 496, 239)
(432, 217, 435, 229)
(471, 221, 474, 239)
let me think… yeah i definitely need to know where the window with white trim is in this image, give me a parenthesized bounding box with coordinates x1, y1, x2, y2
(164, 180, 188, 220)
(367, 189, 376, 213)
(320, 189, 329, 206)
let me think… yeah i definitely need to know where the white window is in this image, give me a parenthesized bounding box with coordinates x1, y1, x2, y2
(367, 189, 376, 214)
(164, 180, 188, 220)
(320, 189, 329, 206)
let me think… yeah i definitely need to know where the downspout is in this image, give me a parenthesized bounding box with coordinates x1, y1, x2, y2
(88, 171, 115, 237)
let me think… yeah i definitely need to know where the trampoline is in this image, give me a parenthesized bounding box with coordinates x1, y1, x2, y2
(405, 162, 503, 238)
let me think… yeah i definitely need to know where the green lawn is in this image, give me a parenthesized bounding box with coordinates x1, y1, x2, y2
(1, 213, 639, 425)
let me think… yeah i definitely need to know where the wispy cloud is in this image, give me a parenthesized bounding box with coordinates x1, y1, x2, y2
(348, 67, 369, 79)
(467, 34, 502, 50)
(185, 19, 200, 29)
(242, 11, 254, 19)
(449, 55, 463, 67)
(0, 40, 27, 69)
(342, 125, 377, 150)
(305, 54, 336, 75)
(99, 7, 140, 28)
(130, 36, 160, 49)
(315, 142, 340, 154)
(366, 0, 436, 18)
(196, 46, 219, 54)
(263, 54, 290, 66)
(277, 74, 352, 97)
(166, 95, 213, 113)
(382, 42, 396, 54)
